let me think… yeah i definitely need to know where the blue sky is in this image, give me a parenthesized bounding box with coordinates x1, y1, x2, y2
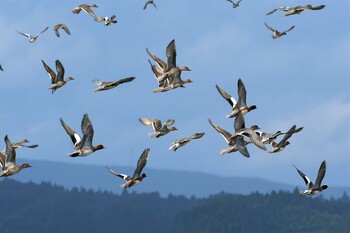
(0, 0, 349, 187)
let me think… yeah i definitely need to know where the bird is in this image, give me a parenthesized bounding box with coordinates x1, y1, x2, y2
(231, 113, 267, 156)
(144, 0, 158, 10)
(269, 125, 303, 153)
(139, 118, 177, 138)
(16, 26, 49, 43)
(147, 39, 191, 92)
(256, 126, 303, 145)
(72, 4, 99, 18)
(208, 119, 251, 155)
(106, 148, 150, 188)
(266, 5, 325, 16)
(169, 133, 205, 151)
(265, 22, 295, 39)
(53, 24, 71, 37)
(293, 160, 328, 195)
(41, 59, 74, 94)
(216, 79, 256, 118)
(94, 15, 117, 26)
(0, 135, 31, 177)
(60, 113, 105, 157)
(226, 0, 242, 8)
(92, 77, 135, 92)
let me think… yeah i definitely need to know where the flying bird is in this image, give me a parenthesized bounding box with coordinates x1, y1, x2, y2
(269, 125, 303, 153)
(0, 135, 31, 177)
(106, 148, 150, 188)
(92, 77, 135, 92)
(144, 0, 158, 10)
(60, 113, 105, 157)
(216, 79, 256, 118)
(139, 118, 177, 138)
(72, 4, 99, 18)
(208, 119, 251, 155)
(226, 0, 242, 8)
(147, 39, 192, 93)
(41, 59, 74, 94)
(53, 24, 71, 37)
(293, 160, 328, 195)
(95, 15, 117, 26)
(265, 22, 295, 39)
(266, 5, 325, 16)
(16, 26, 49, 43)
(169, 133, 205, 151)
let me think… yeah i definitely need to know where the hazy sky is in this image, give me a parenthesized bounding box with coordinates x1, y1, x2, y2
(0, 0, 349, 187)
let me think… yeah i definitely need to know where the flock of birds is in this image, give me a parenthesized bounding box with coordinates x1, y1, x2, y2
(0, 2, 329, 194)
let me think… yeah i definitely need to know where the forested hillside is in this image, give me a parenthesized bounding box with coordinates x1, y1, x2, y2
(0, 179, 349, 233)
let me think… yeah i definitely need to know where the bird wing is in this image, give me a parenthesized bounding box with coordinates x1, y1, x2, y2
(41, 60, 56, 84)
(284, 25, 295, 33)
(264, 22, 275, 32)
(232, 135, 250, 157)
(139, 118, 162, 131)
(237, 78, 247, 108)
(314, 160, 326, 188)
(146, 48, 167, 70)
(215, 85, 237, 108)
(191, 132, 205, 139)
(60, 118, 81, 149)
(60, 24, 71, 35)
(234, 113, 246, 132)
(4, 135, 16, 167)
(16, 30, 31, 38)
(166, 39, 177, 70)
(132, 148, 150, 179)
(208, 119, 232, 144)
(309, 5, 326, 10)
(266, 8, 278, 15)
(55, 60, 65, 82)
(80, 113, 94, 149)
(106, 166, 131, 181)
(110, 77, 135, 87)
(36, 26, 49, 37)
(293, 164, 313, 188)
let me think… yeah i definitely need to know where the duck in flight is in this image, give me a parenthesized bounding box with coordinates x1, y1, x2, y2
(293, 160, 328, 195)
(92, 77, 135, 92)
(106, 148, 150, 188)
(16, 26, 49, 43)
(0, 135, 31, 177)
(41, 59, 74, 94)
(60, 113, 105, 157)
(53, 24, 71, 37)
(265, 22, 295, 39)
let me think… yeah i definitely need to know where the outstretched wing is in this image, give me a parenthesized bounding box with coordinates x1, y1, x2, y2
(80, 113, 94, 149)
(4, 135, 16, 167)
(55, 60, 65, 82)
(41, 60, 56, 84)
(293, 164, 313, 189)
(264, 22, 275, 32)
(237, 78, 247, 108)
(283, 25, 295, 33)
(314, 160, 326, 188)
(166, 39, 176, 70)
(60, 117, 81, 149)
(132, 148, 150, 179)
(215, 85, 237, 108)
(209, 119, 232, 144)
(36, 26, 49, 36)
(106, 166, 131, 181)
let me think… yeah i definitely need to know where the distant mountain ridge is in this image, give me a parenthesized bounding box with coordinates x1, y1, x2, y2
(12, 159, 349, 199)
